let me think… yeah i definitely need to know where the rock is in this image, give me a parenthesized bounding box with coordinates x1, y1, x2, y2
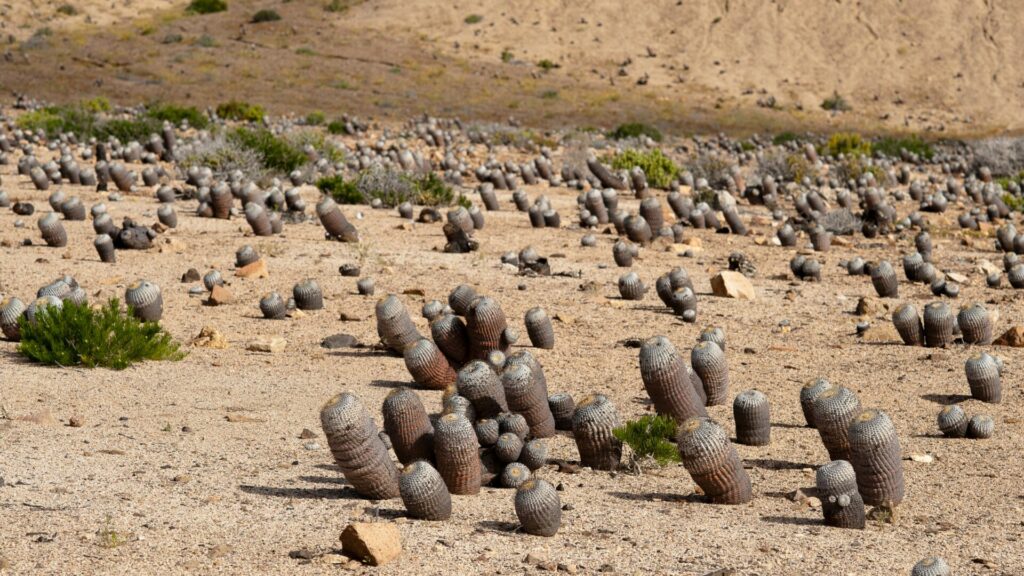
(173, 474, 192, 484)
(182, 268, 201, 282)
(859, 324, 900, 343)
(338, 312, 362, 322)
(225, 414, 262, 423)
(68, 416, 85, 428)
(340, 522, 401, 566)
(978, 259, 1000, 277)
(289, 549, 315, 560)
(832, 236, 851, 247)
(321, 333, 359, 349)
(207, 285, 234, 306)
(945, 271, 969, 284)
(247, 336, 286, 353)
(236, 259, 269, 279)
(192, 326, 229, 349)
(710, 271, 756, 300)
(855, 296, 886, 316)
(299, 428, 318, 439)
(909, 453, 934, 463)
(994, 326, 1024, 347)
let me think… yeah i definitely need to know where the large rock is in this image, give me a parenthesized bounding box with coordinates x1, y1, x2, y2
(710, 271, 755, 300)
(994, 326, 1024, 347)
(236, 259, 269, 279)
(340, 523, 401, 566)
(207, 285, 234, 306)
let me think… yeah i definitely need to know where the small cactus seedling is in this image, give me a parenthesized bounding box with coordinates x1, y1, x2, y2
(676, 417, 752, 505)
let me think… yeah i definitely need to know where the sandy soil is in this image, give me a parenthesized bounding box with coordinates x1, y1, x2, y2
(0, 130, 1022, 575)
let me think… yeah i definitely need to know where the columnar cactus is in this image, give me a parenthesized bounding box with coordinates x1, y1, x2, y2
(847, 409, 905, 506)
(524, 307, 555, 349)
(871, 261, 899, 297)
(892, 303, 924, 346)
(94, 234, 116, 263)
(548, 392, 575, 431)
(691, 341, 729, 406)
(910, 557, 950, 576)
(466, 296, 510, 359)
(404, 338, 457, 390)
(259, 292, 287, 319)
(38, 213, 67, 247)
(316, 196, 359, 242)
(676, 417, 752, 505)
(501, 363, 556, 438)
(382, 387, 435, 465)
(639, 336, 708, 422)
(572, 394, 622, 470)
(957, 303, 992, 345)
(320, 392, 400, 499)
(430, 313, 470, 367)
(124, 280, 163, 322)
(923, 302, 954, 348)
(433, 413, 481, 495)
(292, 279, 323, 310)
(812, 386, 861, 461)
(376, 295, 422, 354)
(448, 284, 477, 316)
(815, 460, 865, 529)
(964, 353, 1001, 403)
(799, 378, 833, 428)
(733, 390, 771, 446)
(456, 360, 508, 418)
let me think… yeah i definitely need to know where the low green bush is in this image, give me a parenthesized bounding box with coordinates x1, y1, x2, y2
(872, 135, 933, 160)
(610, 149, 679, 188)
(18, 300, 184, 370)
(228, 128, 307, 173)
(772, 131, 800, 145)
(147, 103, 209, 129)
(251, 9, 281, 23)
(612, 415, 680, 466)
(823, 132, 871, 158)
(216, 100, 265, 122)
(608, 122, 663, 142)
(317, 175, 361, 204)
(821, 91, 851, 112)
(186, 0, 227, 15)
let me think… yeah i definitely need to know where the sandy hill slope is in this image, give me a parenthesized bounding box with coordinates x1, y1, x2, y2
(1, 0, 1022, 136)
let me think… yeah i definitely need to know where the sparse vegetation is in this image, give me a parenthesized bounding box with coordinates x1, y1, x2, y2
(324, 0, 351, 12)
(823, 132, 871, 158)
(56, 4, 79, 16)
(610, 149, 678, 188)
(228, 128, 308, 173)
(317, 174, 362, 204)
(251, 9, 281, 23)
(540, 90, 559, 100)
(834, 154, 888, 184)
(147, 103, 209, 129)
(613, 415, 680, 466)
(772, 131, 800, 145)
(216, 100, 265, 122)
(757, 150, 813, 182)
(99, 117, 163, 143)
(501, 49, 514, 63)
(178, 135, 267, 181)
(464, 14, 483, 24)
(970, 137, 1024, 177)
(608, 122, 663, 142)
(305, 111, 326, 125)
(1002, 192, 1024, 211)
(537, 59, 558, 71)
(873, 135, 934, 160)
(186, 0, 228, 15)
(685, 153, 735, 189)
(821, 91, 851, 112)
(326, 119, 348, 134)
(18, 300, 184, 370)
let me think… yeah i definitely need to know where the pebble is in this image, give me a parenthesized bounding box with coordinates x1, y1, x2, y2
(68, 416, 85, 428)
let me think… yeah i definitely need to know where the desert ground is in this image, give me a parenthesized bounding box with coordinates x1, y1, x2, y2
(0, 1, 1023, 576)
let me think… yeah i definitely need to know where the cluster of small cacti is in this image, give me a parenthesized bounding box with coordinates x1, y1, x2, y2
(892, 301, 994, 348)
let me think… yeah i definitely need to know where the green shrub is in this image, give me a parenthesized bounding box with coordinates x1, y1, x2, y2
(216, 100, 265, 122)
(16, 104, 99, 138)
(317, 175, 362, 204)
(251, 9, 281, 23)
(612, 415, 680, 466)
(146, 103, 209, 129)
(1002, 193, 1024, 212)
(608, 122, 663, 143)
(609, 149, 678, 189)
(186, 0, 227, 15)
(229, 128, 308, 173)
(327, 119, 347, 134)
(305, 111, 326, 125)
(821, 91, 851, 112)
(834, 155, 887, 184)
(501, 49, 513, 63)
(823, 132, 871, 158)
(772, 131, 800, 145)
(464, 14, 483, 24)
(536, 59, 558, 71)
(324, 0, 349, 12)
(685, 153, 735, 189)
(82, 97, 111, 113)
(286, 130, 343, 164)
(540, 90, 559, 100)
(18, 300, 184, 370)
(414, 172, 455, 206)
(196, 34, 217, 47)
(98, 117, 163, 142)
(873, 135, 933, 160)
(56, 4, 78, 16)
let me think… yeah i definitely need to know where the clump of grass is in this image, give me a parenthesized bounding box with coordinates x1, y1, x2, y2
(147, 103, 209, 129)
(1002, 192, 1024, 212)
(18, 300, 184, 370)
(305, 111, 325, 125)
(500, 49, 513, 63)
(251, 9, 281, 23)
(324, 0, 349, 12)
(772, 131, 800, 145)
(609, 149, 678, 189)
(823, 132, 871, 158)
(317, 174, 361, 203)
(228, 128, 307, 173)
(537, 59, 558, 71)
(873, 135, 933, 160)
(326, 119, 348, 134)
(216, 100, 265, 122)
(96, 516, 126, 549)
(821, 91, 851, 112)
(56, 4, 79, 16)
(464, 14, 483, 24)
(17, 104, 98, 137)
(98, 117, 163, 143)
(612, 415, 680, 466)
(608, 122, 663, 142)
(196, 34, 217, 47)
(186, 0, 227, 15)
(82, 97, 110, 113)
(540, 90, 559, 100)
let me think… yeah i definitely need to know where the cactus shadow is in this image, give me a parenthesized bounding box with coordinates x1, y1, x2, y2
(920, 393, 972, 405)
(746, 458, 813, 471)
(607, 491, 695, 503)
(475, 520, 519, 533)
(367, 379, 412, 389)
(298, 475, 347, 485)
(759, 515, 819, 526)
(772, 423, 809, 429)
(238, 484, 364, 500)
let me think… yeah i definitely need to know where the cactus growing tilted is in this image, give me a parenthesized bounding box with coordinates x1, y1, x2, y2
(572, 394, 623, 470)
(399, 461, 452, 521)
(514, 478, 562, 536)
(320, 392, 400, 500)
(676, 417, 752, 505)
(639, 336, 708, 422)
(847, 409, 905, 507)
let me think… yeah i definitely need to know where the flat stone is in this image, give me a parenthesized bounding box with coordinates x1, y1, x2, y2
(321, 333, 359, 349)
(206, 285, 234, 306)
(710, 271, 756, 300)
(860, 323, 900, 343)
(247, 336, 286, 353)
(236, 259, 269, 279)
(994, 326, 1024, 347)
(340, 522, 401, 567)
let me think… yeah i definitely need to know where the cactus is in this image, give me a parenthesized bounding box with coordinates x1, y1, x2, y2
(733, 390, 771, 446)
(676, 417, 752, 505)
(800, 378, 833, 428)
(259, 292, 287, 319)
(524, 307, 555, 349)
(519, 439, 548, 470)
(430, 313, 470, 367)
(124, 281, 163, 322)
(957, 303, 992, 345)
(501, 462, 532, 488)
(292, 279, 323, 310)
(815, 460, 866, 529)
(936, 405, 968, 438)
(923, 302, 954, 348)
(847, 409, 904, 506)
(691, 341, 729, 406)
(965, 352, 1001, 403)
(618, 272, 646, 300)
(871, 261, 899, 297)
(572, 394, 623, 470)
(466, 296, 509, 359)
(697, 326, 727, 352)
(320, 392, 400, 499)
(501, 363, 556, 438)
(316, 196, 359, 242)
(892, 303, 924, 346)
(94, 234, 116, 263)
(812, 386, 861, 461)
(966, 414, 994, 439)
(514, 478, 562, 536)
(0, 297, 26, 341)
(433, 413, 481, 495)
(474, 418, 500, 446)
(376, 295, 422, 354)
(639, 336, 708, 422)
(404, 338, 457, 390)
(38, 213, 67, 247)
(910, 557, 950, 576)
(498, 412, 530, 440)
(456, 360, 508, 418)
(399, 461, 452, 520)
(495, 432, 524, 463)
(548, 392, 575, 431)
